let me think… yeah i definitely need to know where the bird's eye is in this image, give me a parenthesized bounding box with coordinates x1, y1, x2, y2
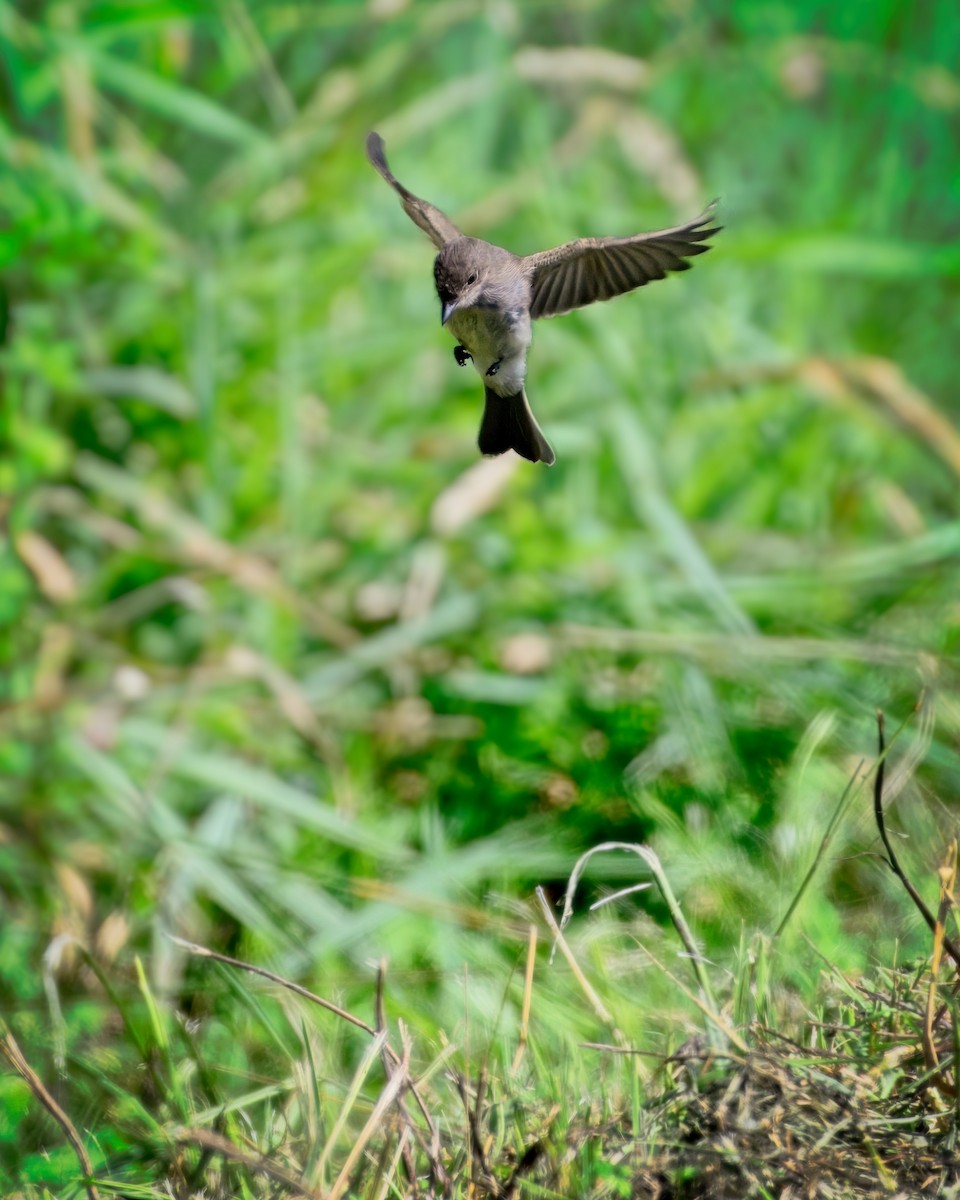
(467, 272, 478, 285)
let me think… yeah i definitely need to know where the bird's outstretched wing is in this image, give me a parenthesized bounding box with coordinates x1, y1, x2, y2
(366, 132, 463, 249)
(524, 204, 721, 320)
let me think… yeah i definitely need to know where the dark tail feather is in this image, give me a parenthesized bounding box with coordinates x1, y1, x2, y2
(478, 387, 556, 466)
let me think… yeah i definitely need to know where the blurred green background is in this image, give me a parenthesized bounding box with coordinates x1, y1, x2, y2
(2, 0, 960, 1185)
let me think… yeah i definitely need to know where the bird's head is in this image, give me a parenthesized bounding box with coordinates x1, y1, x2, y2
(434, 239, 497, 325)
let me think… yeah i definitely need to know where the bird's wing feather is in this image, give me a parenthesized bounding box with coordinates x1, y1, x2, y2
(524, 204, 721, 320)
(366, 132, 462, 249)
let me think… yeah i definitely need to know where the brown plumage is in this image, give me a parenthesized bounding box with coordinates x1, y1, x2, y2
(366, 131, 720, 465)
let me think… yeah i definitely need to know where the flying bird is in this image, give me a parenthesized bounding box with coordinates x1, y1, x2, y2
(366, 131, 720, 466)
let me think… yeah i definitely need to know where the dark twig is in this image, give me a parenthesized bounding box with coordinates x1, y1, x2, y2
(503, 1136, 547, 1199)
(473, 1065, 488, 1178)
(455, 1069, 500, 1197)
(873, 710, 960, 971)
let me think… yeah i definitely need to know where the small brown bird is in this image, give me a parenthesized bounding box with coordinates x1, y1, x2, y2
(366, 131, 720, 465)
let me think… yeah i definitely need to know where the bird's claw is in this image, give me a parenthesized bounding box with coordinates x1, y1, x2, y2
(485, 359, 502, 378)
(454, 345, 472, 367)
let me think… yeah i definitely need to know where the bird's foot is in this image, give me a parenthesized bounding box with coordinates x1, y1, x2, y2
(454, 345, 472, 367)
(485, 358, 502, 378)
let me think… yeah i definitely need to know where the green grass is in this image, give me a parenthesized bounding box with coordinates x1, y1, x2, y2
(2, 0, 960, 1195)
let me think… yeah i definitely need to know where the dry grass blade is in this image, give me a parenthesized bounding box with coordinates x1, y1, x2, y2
(309, 1029, 389, 1191)
(170, 935, 383, 1038)
(922, 840, 958, 1099)
(170, 936, 442, 1145)
(510, 924, 537, 1076)
(373, 962, 403, 1172)
(374, 960, 447, 1196)
(351, 878, 527, 936)
(374, 1126, 412, 1200)
(846, 355, 960, 480)
(0, 1024, 101, 1200)
(14, 531, 78, 603)
(430, 455, 518, 535)
(633, 941, 749, 1055)
(513, 46, 650, 91)
(556, 842, 718, 1015)
(171, 1125, 319, 1198)
(699, 352, 960, 482)
(454, 1067, 500, 1197)
(535, 885, 630, 1054)
(328, 1030, 412, 1200)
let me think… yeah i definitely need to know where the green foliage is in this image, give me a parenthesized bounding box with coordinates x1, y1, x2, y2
(1, 0, 959, 1193)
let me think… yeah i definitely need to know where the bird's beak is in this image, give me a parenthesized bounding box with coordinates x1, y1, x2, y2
(441, 300, 457, 326)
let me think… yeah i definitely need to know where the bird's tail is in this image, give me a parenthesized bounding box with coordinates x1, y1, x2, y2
(478, 387, 556, 466)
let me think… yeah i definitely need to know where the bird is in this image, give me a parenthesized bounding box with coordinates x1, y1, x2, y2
(366, 131, 720, 466)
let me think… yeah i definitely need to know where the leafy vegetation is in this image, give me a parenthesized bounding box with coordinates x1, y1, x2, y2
(2, 0, 959, 1195)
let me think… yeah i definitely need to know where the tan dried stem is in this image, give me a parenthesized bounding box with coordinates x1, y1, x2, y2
(0, 1024, 100, 1200)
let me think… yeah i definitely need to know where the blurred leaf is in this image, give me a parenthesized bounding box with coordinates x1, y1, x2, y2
(740, 234, 960, 277)
(81, 367, 195, 419)
(120, 719, 411, 861)
(89, 52, 269, 148)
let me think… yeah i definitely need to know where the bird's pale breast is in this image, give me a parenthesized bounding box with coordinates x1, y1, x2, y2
(448, 305, 531, 397)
